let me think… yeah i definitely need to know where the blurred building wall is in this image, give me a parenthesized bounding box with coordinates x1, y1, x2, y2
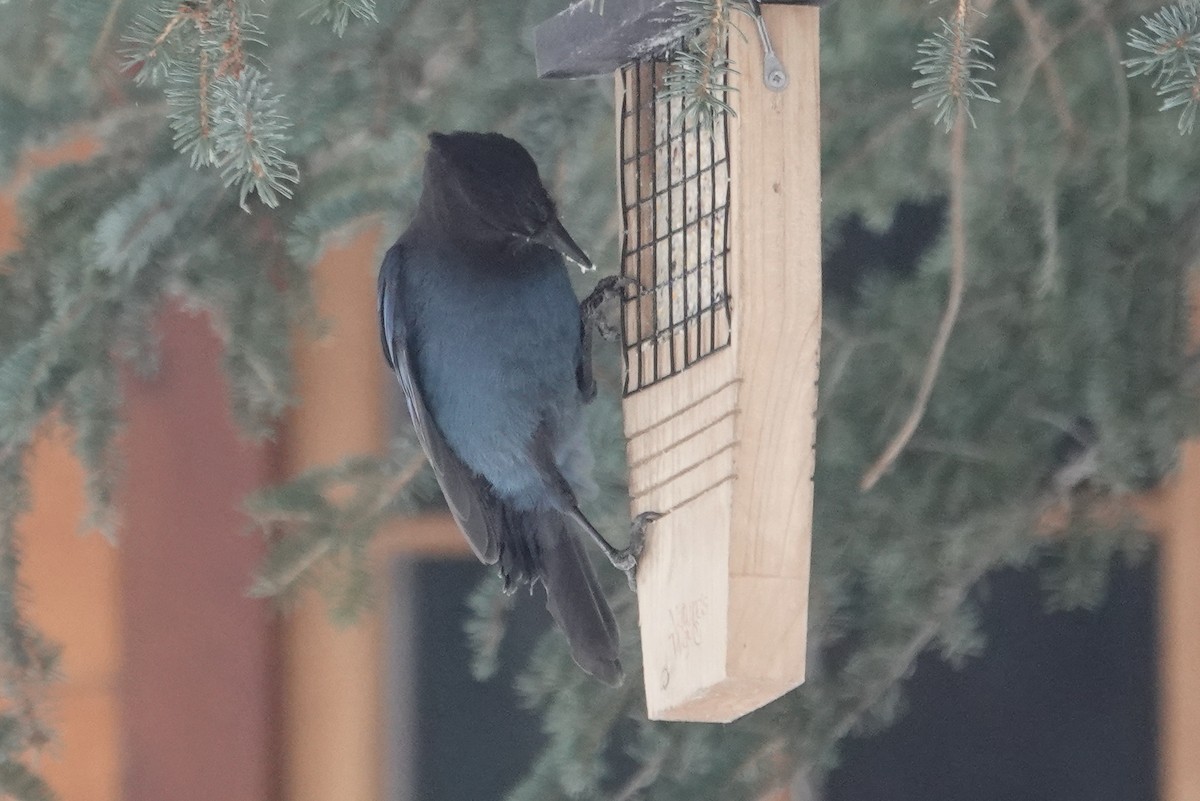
(4, 139, 1198, 801)
(6, 137, 278, 801)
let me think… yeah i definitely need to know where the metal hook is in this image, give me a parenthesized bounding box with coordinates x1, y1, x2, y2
(747, 0, 788, 91)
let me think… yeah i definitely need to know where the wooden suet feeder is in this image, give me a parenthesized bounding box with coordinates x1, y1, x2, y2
(535, 0, 821, 722)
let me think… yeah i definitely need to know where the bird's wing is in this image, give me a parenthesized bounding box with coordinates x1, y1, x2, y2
(378, 243, 501, 564)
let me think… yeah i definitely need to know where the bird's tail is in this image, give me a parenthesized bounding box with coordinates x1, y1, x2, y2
(500, 506, 622, 686)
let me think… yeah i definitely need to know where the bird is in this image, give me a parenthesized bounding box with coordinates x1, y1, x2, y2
(377, 131, 658, 685)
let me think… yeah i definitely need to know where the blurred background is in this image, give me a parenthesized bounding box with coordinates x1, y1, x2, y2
(2, 1, 1199, 800)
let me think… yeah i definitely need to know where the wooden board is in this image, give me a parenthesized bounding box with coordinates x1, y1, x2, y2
(1160, 282, 1200, 801)
(283, 222, 388, 801)
(1162, 440, 1200, 801)
(623, 5, 821, 722)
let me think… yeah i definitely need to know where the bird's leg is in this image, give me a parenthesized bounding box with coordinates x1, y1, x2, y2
(567, 508, 663, 590)
(617, 511, 662, 589)
(577, 275, 642, 403)
(580, 274, 642, 342)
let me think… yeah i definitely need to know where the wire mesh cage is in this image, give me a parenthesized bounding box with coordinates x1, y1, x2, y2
(537, 0, 821, 723)
(619, 56, 732, 395)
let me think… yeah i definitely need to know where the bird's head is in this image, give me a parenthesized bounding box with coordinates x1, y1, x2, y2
(423, 131, 593, 271)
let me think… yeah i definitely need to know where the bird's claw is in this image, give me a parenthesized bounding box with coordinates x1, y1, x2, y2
(582, 274, 642, 313)
(596, 319, 620, 342)
(581, 275, 644, 342)
(609, 511, 663, 591)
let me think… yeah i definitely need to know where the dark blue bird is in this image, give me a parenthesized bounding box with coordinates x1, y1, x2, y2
(377, 131, 656, 684)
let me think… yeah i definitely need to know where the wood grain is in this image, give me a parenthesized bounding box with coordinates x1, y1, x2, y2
(625, 5, 820, 722)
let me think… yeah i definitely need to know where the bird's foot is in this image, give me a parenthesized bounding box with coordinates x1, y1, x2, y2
(607, 511, 663, 590)
(581, 275, 643, 342)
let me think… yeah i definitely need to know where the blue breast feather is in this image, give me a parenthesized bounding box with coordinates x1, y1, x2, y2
(401, 245, 587, 504)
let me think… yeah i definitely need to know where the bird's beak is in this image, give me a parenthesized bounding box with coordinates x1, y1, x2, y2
(535, 217, 594, 272)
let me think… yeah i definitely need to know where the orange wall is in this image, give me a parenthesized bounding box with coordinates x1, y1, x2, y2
(5, 136, 279, 801)
(118, 302, 278, 801)
(283, 222, 388, 801)
(1159, 289, 1200, 801)
(1161, 441, 1200, 801)
(20, 424, 121, 801)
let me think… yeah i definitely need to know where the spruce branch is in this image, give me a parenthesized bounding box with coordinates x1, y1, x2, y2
(122, 0, 205, 87)
(822, 521, 1017, 746)
(0, 460, 58, 801)
(1125, 0, 1200, 133)
(1011, 0, 1077, 137)
(1076, 0, 1132, 205)
(166, 58, 218, 168)
(122, 0, 298, 208)
(464, 578, 516, 681)
(912, 0, 1000, 130)
(90, 0, 130, 69)
(65, 365, 123, 540)
(248, 449, 430, 619)
(1155, 68, 1200, 132)
(216, 0, 250, 79)
(611, 746, 671, 801)
(860, 108, 968, 491)
(0, 298, 98, 468)
(0, 760, 55, 801)
(301, 0, 380, 37)
(209, 68, 300, 210)
(1125, 0, 1200, 85)
(659, 0, 743, 125)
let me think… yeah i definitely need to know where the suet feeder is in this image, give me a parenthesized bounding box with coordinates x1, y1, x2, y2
(535, 0, 821, 722)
